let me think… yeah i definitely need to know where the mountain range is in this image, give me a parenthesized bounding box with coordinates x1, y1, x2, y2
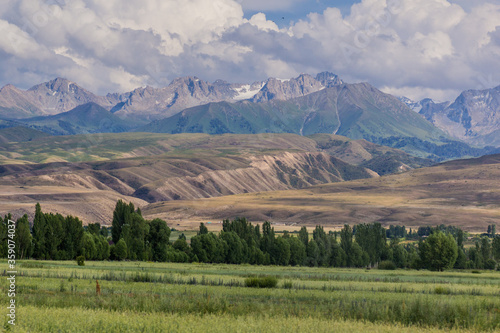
(0, 72, 342, 123)
(1, 73, 500, 162)
(401, 85, 500, 147)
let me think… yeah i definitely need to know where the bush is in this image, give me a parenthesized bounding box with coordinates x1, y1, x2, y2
(434, 286, 451, 295)
(76, 256, 85, 266)
(484, 259, 496, 270)
(378, 260, 396, 270)
(244, 276, 278, 288)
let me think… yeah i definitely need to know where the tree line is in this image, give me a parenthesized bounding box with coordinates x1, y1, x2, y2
(0, 201, 499, 271)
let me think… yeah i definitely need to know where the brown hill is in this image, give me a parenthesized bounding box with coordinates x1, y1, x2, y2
(143, 154, 500, 232)
(0, 132, 430, 224)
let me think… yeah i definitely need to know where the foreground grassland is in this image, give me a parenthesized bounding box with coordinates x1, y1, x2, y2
(1, 261, 499, 332)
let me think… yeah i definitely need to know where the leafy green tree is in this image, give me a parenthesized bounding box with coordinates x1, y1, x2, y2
(220, 231, 246, 264)
(350, 242, 369, 267)
(0, 216, 7, 258)
(100, 226, 109, 238)
(454, 247, 467, 269)
(61, 215, 84, 259)
(305, 239, 320, 266)
(287, 236, 306, 266)
(355, 223, 387, 266)
(190, 233, 226, 263)
(122, 212, 149, 260)
(390, 238, 408, 268)
(82, 232, 97, 260)
(480, 237, 492, 261)
(340, 225, 354, 266)
(44, 213, 65, 259)
(87, 223, 101, 235)
(15, 215, 33, 259)
(313, 226, 330, 266)
(467, 245, 483, 269)
(419, 231, 458, 271)
(492, 236, 500, 263)
(260, 221, 275, 255)
(114, 239, 128, 260)
(329, 241, 347, 267)
(111, 200, 134, 244)
(298, 226, 309, 246)
(93, 234, 110, 260)
(148, 218, 171, 262)
(272, 237, 291, 266)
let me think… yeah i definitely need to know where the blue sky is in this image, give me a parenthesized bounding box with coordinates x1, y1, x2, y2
(243, 0, 356, 27)
(0, 0, 499, 101)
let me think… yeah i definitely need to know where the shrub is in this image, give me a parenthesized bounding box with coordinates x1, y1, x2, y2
(244, 276, 278, 288)
(378, 260, 396, 270)
(76, 256, 85, 266)
(434, 286, 451, 295)
(484, 259, 496, 270)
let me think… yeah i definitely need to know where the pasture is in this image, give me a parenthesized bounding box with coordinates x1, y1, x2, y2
(1, 260, 499, 332)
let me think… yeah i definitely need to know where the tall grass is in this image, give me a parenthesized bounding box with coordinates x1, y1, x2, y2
(1, 260, 499, 331)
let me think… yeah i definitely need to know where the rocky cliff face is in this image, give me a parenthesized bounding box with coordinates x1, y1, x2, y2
(412, 86, 500, 147)
(250, 73, 342, 103)
(108, 77, 239, 122)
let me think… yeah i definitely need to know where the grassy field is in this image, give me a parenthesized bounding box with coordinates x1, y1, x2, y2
(1, 260, 499, 332)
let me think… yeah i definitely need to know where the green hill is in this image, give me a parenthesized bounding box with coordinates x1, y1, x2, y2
(0, 126, 50, 144)
(22, 102, 134, 135)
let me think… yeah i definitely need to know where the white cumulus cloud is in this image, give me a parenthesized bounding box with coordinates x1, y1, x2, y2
(0, 0, 498, 102)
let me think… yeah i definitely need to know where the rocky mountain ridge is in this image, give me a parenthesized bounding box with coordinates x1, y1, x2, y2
(401, 85, 500, 147)
(0, 72, 343, 123)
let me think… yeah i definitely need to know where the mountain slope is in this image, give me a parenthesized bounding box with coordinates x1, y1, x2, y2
(0, 73, 344, 122)
(144, 153, 500, 232)
(22, 102, 134, 135)
(0, 126, 51, 144)
(0, 78, 116, 118)
(415, 86, 500, 147)
(139, 83, 452, 157)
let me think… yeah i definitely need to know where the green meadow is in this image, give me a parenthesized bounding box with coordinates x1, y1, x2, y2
(1, 260, 499, 332)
